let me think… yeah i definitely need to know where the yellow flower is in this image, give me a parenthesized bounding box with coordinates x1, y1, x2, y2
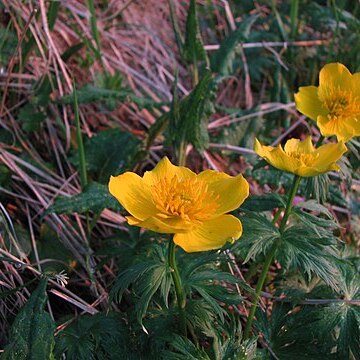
(295, 63, 360, 142)
(254, 136, 347, 177)
(108, 157, 249, 252)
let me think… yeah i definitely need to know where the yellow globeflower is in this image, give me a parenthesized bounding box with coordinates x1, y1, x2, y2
(108, 157, 249, 253)
(295, 63, 360, 142)
(254, 136, 347, 177)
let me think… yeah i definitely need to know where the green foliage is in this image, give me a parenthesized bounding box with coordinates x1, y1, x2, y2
(2, 278, 55, 360)
(257, 266, 360, 359)
(211, 15, 258, 75)
(59, 84, 162, 110)
(180, 250, 250, 322)
(55, 312, 135, 360)
(277, 224, 340, 290)
(110, 243, 171, 328)
(182, 0, 207, 65)
(241, 193, 285, 212)
(71, 129, 140, 184)
(165, 317, 258, 360)
(168, 70, 216, 152)
(235, 211, 280, 263)
(46, 182, 121, 214)
(17, 104, 46, 133)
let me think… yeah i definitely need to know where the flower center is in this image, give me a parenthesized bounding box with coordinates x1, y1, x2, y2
(151, 176, 219, 221)
(320, 87, 360, 119)
(287, 152, 317, 166)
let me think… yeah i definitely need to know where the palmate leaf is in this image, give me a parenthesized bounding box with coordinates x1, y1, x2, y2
(180, 249, 249, 323)
(110, 244, 171, 328)
(241, 193, 286, 212)
(278, 225, 340, 290)
(259, 272, 360, 358)
(234, 210, 280, 263)
(55, 312, 135, 360)
(164, 335, 210, 360)
(164, 313, 257, 360)
(2, 278, 56, 360)
(46, 182, 121, 214)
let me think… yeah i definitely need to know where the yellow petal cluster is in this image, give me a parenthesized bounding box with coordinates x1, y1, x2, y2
(254, 136, 347, 177)
(108, 157, 249, 252)
(295, 63, 360, 142)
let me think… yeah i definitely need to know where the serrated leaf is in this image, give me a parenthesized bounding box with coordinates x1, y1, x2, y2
(278, 225, 340, 290)
(110, 244, 171, 328)
(235, 211, 280, 263)
(2, 278, 55, 360)
(241, 193, 286, 212)
(182, 0, 207, 64)
(58, 84, 162, 109)
(168, 70, 216, 152)
(164, 335, 210, 360)
(55, 312, 132, 360)
(212, 15, 258, 75)
(71, 129, 140, 184)
(46, 182, 121, 214)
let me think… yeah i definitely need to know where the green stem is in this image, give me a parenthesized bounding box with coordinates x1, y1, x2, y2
(290, 0, 299, 40)
(168, 238, 187, 335)
(177, 137, 187, 167)
(244, 175, 301, 339)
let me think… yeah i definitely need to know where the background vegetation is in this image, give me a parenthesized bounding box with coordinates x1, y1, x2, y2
(0, 0, 359, 359)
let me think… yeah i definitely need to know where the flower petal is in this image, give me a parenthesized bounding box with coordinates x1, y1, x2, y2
(173, 215, 242, 252)
(126, 215, 191, 233)
(254, 139, 300, 174)
(109, 173, 157, 221)
(294, 166, 324, 177)
(319, 63, 353, 90)
(142, 156, 195, 186)
(312, 141, 347, 172)
(284, 136, 314, 154)
(197, 170, 249, 215)
(294, 86, 327, 120)
(317, 115, 356, 142)
(352, 72, 360, 97)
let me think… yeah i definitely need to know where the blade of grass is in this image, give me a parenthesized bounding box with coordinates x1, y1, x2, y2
(86, 0, 103, 64)
(290, 0, 299, 40)
(73, 80, 88, 189)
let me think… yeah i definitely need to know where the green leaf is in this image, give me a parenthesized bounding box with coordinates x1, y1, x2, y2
(293, 201, 339, 231)
(110, 244, 171, 328)
(58, 84, 162, 109)
(168, 0, 184, 55)
(305, 174, 330, 203)
(211, 15, 258, 75)
(182, 0, 207, 65)
(241, 193, 286, 212)
(235, 211, 280, 263)
(17, 104, 46, 133)
(55, 312, 134, 360)
(278, 225, 340, 290)
(168, 70, 216, 152)
(2, 278, 56, 360)
(46, 182, 121, 214)
(71, 129, 140, 184)
(164, 335, 210, 360)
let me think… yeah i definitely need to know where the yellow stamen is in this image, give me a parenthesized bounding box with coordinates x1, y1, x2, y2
(151, 176, 219, 221)
(287, 151, 318, 166)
